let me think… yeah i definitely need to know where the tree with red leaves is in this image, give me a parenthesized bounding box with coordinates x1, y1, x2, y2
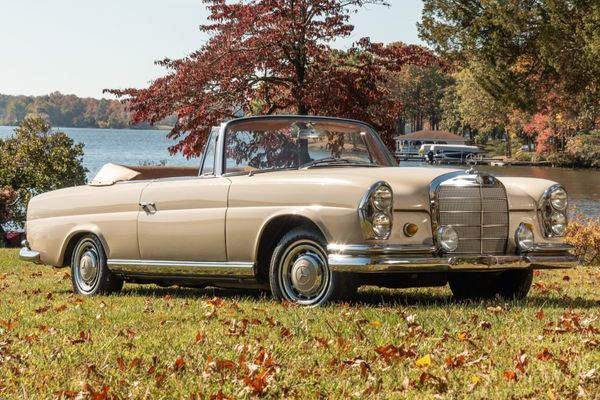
(107, 0, 436, 157)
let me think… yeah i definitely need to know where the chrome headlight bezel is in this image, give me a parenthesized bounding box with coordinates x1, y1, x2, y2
(539, 184, 568, 237)
(359, 181, 394, 240)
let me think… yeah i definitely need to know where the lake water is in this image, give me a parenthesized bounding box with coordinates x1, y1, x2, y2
(0, 126, 198, 179)
(1, 126, 598, 217)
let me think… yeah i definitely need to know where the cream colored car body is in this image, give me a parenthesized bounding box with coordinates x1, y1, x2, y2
(21, 116, 575, 291)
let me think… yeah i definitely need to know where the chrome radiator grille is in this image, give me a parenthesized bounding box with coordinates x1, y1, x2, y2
(433, 174, 509, 255)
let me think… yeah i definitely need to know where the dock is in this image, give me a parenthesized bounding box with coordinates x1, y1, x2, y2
(434, 158, 551, 167)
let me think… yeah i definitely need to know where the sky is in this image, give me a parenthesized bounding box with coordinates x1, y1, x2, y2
(0, 0, 425, 99)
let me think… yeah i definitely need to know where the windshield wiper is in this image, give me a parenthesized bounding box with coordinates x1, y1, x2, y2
(300, 157, 377, 169)
(247, 167, 297, 176)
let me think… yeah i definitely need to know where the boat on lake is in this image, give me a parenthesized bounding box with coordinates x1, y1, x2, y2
(423, 144, 482, 164)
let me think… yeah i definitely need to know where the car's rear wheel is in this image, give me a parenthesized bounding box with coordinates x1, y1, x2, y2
(449, 270, 533, 300)
(71, 234, 123, 295)
(269, 227, 356, 306)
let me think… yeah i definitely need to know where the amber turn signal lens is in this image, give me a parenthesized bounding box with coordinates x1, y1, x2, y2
(403, 223, 418, 237)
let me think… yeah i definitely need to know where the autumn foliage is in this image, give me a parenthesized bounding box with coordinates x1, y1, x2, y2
(107, 0, 436, 157)
(566, 214, 600, 266)
(0, 188, 15, 226)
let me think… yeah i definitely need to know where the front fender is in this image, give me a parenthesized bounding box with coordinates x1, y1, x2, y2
(226, 205, 359, 263)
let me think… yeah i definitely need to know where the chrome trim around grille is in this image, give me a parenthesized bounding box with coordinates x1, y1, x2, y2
(107, 259, 255, 277)
(430, 171, 509, 255)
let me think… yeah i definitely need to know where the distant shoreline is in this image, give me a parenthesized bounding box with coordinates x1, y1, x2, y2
(0, 92, 176, 130)
(0, 125, 173, 131)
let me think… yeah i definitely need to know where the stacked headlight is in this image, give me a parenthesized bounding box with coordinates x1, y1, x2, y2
(540, 185, 568, 237)
(359, 182, 393, 240)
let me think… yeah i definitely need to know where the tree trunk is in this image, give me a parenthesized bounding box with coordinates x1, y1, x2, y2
(398, 115, 405, 134)
(296, 103, 308, 115)
(505, 130, 512, 158)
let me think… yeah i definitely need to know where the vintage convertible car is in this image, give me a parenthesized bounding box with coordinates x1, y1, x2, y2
(20, 116, 577, 306)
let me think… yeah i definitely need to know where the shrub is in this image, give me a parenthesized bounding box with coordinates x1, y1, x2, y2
(566, 214, 600, 266)
(0, 188, 15, 225)
(564, 131, 600, 168)
(544, 151, 576, 168)
(0, 115, 87, 228)
(513, 151, 543, 162)
(539, 131, 600, 168)
(0, 188, 16, 247)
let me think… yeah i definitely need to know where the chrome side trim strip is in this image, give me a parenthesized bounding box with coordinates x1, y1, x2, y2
(107, 259, 255, 277)
(327, 244, 435, 255)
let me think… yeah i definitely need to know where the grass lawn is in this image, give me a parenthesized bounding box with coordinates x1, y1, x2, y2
(1, 248, 599, 399)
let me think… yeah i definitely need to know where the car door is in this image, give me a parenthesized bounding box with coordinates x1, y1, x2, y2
(136, 128, 229, 263)
(137, 175, 230, 262)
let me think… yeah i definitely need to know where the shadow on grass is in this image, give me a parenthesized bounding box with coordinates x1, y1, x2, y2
(353, 290, 599, 309)
(106, 284, 600, 309)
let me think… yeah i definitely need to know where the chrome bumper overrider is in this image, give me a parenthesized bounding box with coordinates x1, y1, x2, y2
(19, 241, 41, 263)
(327, 244, 578, 273)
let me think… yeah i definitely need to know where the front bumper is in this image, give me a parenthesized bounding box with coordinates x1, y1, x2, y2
(19, 241, 40, 263)
(327, 244, 578, 273)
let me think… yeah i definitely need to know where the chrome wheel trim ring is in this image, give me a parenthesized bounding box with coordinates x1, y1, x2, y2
(73, 239, 101, 294)
(278, 239, 331, 305)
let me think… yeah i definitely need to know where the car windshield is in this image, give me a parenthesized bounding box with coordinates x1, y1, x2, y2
(224, 118, 396, 174)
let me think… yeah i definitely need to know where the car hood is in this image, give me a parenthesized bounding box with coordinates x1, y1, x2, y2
(239, 167, 555, 211)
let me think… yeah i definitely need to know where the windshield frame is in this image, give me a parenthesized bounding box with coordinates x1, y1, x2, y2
(220, 115, 396, 176)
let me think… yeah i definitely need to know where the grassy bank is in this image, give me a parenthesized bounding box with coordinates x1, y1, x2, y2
(1, 249, 599, 399)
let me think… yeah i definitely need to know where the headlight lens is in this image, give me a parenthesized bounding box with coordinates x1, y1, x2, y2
(515, 223, 534, 251)
(550, 187, 567, 210)
(372, 213, 392, 237)
(372, 186, 392, 211)
(551, 212, 567, 236)
(437, 226, 459, 252)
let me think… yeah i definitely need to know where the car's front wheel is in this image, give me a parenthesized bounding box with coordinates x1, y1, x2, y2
(269, 227, 356, 306)
(449, 270, 533, 300)
(71, 234, 123, 295)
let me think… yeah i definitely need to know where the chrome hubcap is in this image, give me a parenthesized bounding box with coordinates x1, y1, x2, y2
(280, 240, 330, 305)
(79, 250, 98, 284)
(290, 254, 323, 296)
(73, 240, 101, 293)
